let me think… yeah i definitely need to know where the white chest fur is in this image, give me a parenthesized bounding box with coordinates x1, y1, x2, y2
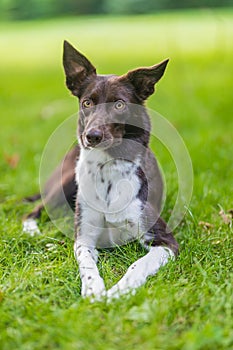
(75, 148, 143, 245)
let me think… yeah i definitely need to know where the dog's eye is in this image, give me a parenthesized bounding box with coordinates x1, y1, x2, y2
(114, 100, 125, 110)
(82, 99, 93, 109)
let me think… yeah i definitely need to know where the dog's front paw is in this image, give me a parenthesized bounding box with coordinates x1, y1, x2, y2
(106, 279, 138, 301)
(81, 276, 106, 300)
(22, 219, 41, 236)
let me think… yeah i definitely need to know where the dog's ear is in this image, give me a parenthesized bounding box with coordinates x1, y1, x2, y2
(122, 59, 169, 101)
(63, 40, 96, 97)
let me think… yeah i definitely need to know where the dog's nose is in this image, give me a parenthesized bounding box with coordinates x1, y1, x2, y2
(85, 129, 103, 146)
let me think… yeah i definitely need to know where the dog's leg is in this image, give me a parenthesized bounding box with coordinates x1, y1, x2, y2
(23, 192, 43, 236)
(74, 241, 105, 299)
(22, 204, 43, 235)
(106, 246, 174, 299)
(107, 217, 178, 299)
(23, 145, 79, 235)
(74, 203, 106, 299)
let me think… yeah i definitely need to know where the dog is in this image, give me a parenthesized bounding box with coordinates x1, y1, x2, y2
(23, 41, 178, 300)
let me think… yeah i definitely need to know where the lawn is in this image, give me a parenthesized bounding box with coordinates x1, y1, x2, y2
(0, 8, 233, 350)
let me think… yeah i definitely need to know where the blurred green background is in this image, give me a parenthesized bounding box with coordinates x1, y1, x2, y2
(0, 0, 233, 19)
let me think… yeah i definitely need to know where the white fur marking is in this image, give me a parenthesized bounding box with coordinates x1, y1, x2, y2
(76, 148, 143, 247)
(74, 242, 106, 298)
(106, 246, 174, 300)
(23, 219, 41, 236)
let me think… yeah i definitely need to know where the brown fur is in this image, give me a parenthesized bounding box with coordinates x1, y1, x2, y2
(24, 41, 178, 255)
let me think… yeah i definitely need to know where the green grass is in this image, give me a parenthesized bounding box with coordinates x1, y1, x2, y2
(0, 8, 233, 350)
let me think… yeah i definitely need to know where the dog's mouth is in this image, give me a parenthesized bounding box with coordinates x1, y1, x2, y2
(84, 139, 113, 150)
(81, 134, 122, 150)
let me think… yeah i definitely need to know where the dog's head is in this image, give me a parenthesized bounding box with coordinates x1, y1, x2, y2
(63, 40, 168, 150)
